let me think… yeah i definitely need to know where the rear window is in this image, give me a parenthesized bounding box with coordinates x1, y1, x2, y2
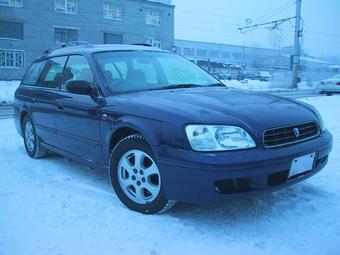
(21, 61, 46, 86)
(38, 56, 68, 89)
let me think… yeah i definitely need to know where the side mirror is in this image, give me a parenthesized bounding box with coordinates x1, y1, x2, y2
(66, 80, 93, 95)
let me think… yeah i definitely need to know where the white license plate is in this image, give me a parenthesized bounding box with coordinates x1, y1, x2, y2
(289, 153, 316, 178)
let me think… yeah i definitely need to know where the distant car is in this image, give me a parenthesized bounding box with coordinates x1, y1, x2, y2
(319, 74, 340, 95)
(14, 43, 332, 214)
(241, 71, 257, 80)
(258, 71, 271, 81)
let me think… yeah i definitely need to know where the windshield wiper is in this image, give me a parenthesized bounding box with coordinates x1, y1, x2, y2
(148, 83, 226, 92)
(159, 84, 203, 90)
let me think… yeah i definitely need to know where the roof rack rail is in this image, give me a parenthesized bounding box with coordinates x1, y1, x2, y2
(132, 43, 152, 47)
(43, 41, 90, 55)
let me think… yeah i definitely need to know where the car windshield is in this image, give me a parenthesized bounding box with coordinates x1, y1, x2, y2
(93, 51, 222, 94)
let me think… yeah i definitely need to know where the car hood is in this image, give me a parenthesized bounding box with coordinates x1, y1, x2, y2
(105, 87, 318, 140)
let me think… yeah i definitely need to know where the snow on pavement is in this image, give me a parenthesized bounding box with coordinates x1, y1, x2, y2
(1, 96, 340, 255)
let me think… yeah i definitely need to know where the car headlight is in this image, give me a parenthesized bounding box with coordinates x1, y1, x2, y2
(185, 125, 256, 151)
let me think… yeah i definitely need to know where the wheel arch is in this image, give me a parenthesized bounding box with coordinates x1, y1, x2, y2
(107, 120, 160, 156)
(19, 106, 32, 136)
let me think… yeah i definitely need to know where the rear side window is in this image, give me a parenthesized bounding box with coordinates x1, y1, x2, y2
(61, 55, 94, 90)
(21, 61, 46, 86)
(38, 56, 67, 89)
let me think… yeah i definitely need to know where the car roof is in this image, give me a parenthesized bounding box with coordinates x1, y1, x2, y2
(39, 43, 167, 60)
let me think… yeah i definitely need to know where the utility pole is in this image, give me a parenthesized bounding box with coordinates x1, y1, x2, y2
(291, 0, 302, 88)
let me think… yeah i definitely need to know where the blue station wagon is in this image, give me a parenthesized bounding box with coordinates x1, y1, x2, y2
(14, 42, 333, 214)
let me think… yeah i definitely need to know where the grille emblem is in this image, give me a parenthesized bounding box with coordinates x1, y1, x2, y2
(293, 128, 300, 138)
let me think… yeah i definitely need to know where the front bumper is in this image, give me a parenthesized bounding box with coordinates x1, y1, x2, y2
(155, 130, 333, 204)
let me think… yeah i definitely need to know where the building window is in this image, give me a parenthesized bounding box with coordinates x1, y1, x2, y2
(183, 48, 195, 57)
(233, 52, 242, 60)
(103, 5, 123, 20)
(0, 21, 23, 40)
(0, 0, 22, 7)
(54, 28, 78, 43)
(196, 49, 207, 58)
(104, 33, 123, 44)
(145, 9, 161, 26)
(55, 0, 77, 14)
(221, 51, 231, 59)
(0, 49, 24, 69)
(209, 50, 219, 58)
(145, 38, 161, 48)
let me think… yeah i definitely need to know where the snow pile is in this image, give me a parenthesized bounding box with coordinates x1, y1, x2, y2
(0, 80, 20, 105)
(0, 96, 340, 254)
(222, 79, 318, 92)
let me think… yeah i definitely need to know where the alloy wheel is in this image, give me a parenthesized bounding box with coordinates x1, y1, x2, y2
(24, 121, 35, 152)
(117, 149, 161, 204)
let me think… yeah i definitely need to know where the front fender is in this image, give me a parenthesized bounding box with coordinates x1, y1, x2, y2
(111, 116, 163, 146)
(101, 115, 167, 163)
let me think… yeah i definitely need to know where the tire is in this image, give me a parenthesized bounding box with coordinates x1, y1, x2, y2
(22, 115, 48, 159)
(109, 134, 176, 214)
(326, 92, 333, 96)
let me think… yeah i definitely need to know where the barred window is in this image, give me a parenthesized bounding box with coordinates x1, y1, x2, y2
(103, 5, 123, 20)
(0, 49, 24, 69)
(0, 0, 22, 7)
(54, 28, 78, 43)
(55, 0, 77, 14)
(145, 37, 161, 48)
(145, 9, 161, 26)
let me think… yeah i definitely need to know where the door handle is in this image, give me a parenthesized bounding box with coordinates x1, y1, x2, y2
(57, 103, 64, 110)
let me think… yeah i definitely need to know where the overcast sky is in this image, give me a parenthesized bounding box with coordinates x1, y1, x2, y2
(173, 0, 340, 57)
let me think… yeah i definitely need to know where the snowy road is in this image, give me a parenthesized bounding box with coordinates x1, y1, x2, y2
(1, 96, 340, 255)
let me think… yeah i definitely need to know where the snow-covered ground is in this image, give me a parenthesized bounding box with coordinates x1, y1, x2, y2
(1, 96, 340, 255)
(0, 81, 20, 105)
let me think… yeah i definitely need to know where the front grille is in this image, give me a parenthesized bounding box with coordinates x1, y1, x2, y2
(263, 122, 320, 148)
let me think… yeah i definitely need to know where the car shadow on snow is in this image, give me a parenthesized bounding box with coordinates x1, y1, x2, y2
(166, 182, 333, 223)
(33, 151, 113, 194)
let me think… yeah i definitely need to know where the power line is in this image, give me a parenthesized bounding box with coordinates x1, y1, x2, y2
(175, 8, 244, 20)
(238, 0, 302, 88)
(175, 17, 239, 27)
(256, 2, 296, 23)
(253, 0, 296, 22)
(238, 16, 296, 33)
